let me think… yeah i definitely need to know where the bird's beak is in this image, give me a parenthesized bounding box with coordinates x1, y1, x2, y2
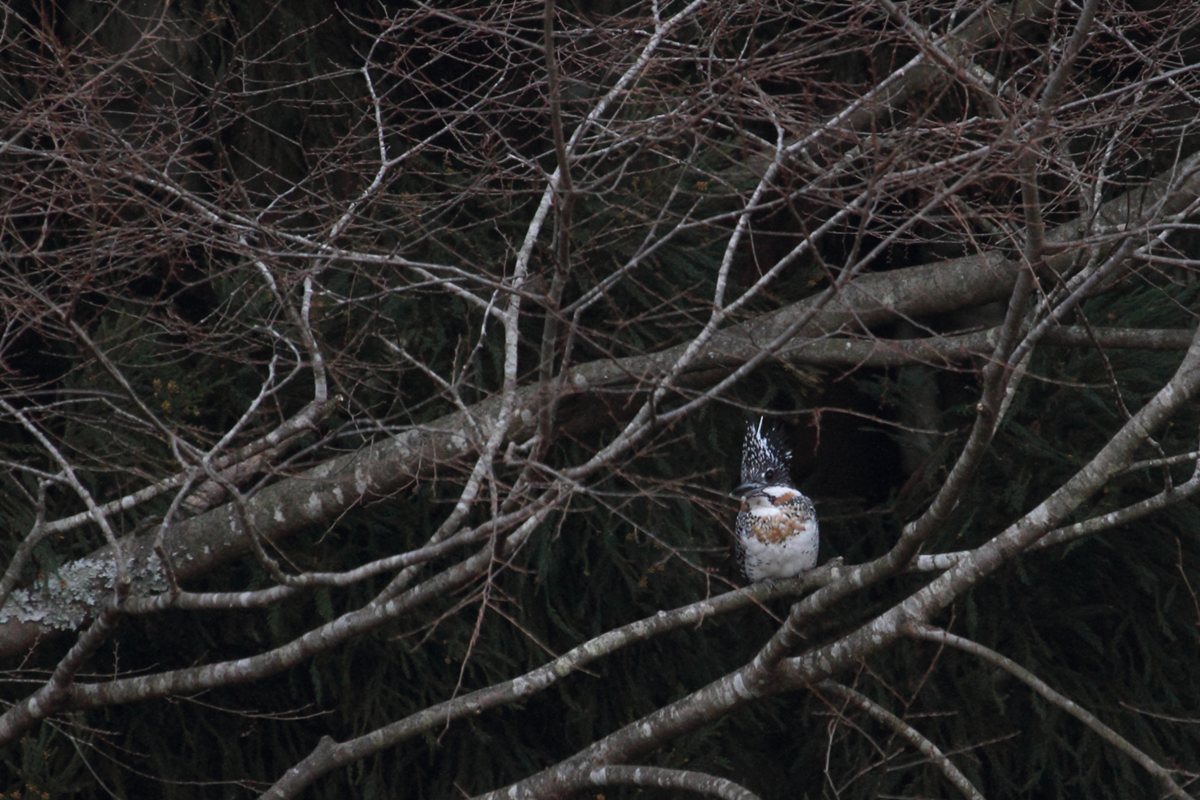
(731, 481, 764, 499)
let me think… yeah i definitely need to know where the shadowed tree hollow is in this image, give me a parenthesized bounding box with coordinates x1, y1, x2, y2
(1, 0, 1199, 797)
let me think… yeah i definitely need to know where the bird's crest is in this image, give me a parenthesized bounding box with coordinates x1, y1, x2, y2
(740, 417, 792, 486)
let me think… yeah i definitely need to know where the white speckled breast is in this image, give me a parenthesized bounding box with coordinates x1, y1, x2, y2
(735, 489, 819, 581)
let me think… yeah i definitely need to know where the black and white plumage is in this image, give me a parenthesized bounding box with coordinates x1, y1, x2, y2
(731, 417, 819, 582)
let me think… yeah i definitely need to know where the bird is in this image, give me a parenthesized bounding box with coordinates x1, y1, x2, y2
(731, 417, 819, 582)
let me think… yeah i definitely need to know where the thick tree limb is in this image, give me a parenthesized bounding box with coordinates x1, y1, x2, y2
(781, 326, 1196, 368)
(562, 765, 761, 800)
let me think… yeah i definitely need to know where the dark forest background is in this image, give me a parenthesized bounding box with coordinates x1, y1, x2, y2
(1, 1, 1199, 798)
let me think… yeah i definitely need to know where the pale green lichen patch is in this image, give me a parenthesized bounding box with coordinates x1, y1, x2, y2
(0, 554, 169, 630)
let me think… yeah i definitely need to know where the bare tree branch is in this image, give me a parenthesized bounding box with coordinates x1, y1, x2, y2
(906, 623, 1192, 800)
(819, 680, 986, 800)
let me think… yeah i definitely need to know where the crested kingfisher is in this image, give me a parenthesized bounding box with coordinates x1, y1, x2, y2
(732, 417, 819, 582)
